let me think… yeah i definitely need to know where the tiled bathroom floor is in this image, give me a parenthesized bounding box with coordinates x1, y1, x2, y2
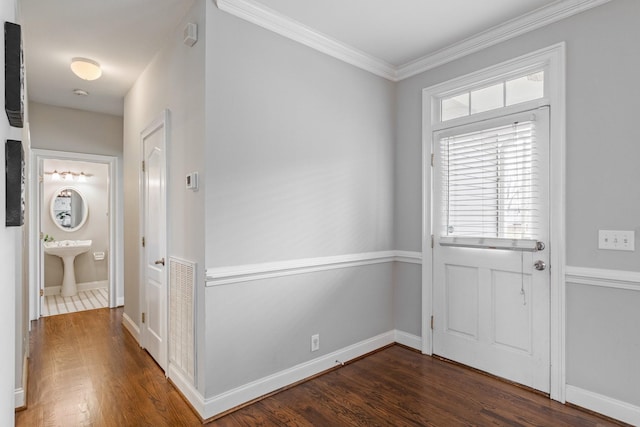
(41, 288, 108, 317)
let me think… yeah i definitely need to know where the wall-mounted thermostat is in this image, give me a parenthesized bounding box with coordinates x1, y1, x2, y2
(186, 172, 198, 190)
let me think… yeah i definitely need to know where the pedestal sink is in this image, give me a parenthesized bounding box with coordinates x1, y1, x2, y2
(43, 240, 92, 297)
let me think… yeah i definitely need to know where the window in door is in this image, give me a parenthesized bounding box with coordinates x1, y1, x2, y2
(440, 119, 538, 242)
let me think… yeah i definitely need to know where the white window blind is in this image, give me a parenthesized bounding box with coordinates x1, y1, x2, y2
(440, 119, 539, 248)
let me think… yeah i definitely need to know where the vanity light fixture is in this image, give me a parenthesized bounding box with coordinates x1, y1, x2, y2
(45, 170, 93, 181)
(70, 57, 102, 81)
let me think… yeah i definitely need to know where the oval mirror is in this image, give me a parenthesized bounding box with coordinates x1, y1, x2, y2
(50, 187, 89, 232)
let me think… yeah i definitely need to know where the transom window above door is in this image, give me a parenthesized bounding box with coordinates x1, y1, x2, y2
(440, 71, 544, 122)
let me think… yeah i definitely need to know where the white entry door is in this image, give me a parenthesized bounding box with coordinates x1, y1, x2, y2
(432, 108, 550, 392)
(141, 112, 168, 371)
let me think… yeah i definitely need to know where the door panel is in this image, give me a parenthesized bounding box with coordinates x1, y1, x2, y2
(433, 108, 550, 393)
(492, 267, 531, 352)
(445, 265, 478, 339)
(141, 114, 167, 371)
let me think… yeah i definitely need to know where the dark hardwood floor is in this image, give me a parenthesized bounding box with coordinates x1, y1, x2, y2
(17, 308, 627, 426)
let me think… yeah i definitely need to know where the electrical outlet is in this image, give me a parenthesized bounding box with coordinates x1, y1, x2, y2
(311, 334, 320, 352)
(598, 230, 635, 251)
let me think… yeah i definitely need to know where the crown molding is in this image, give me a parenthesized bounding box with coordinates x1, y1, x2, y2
(215, 0, 611, 82)
(396, 0, 612, 80)
(215, 0, 397, 80)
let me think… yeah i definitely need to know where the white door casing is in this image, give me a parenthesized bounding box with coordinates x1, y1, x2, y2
(140, 110, 168, 371)
(421, 44, 566, 401)
(432, 109, 550, 392)
(29, 150, 120, 320)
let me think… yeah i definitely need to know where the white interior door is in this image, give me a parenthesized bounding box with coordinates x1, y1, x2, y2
(141, 113, 168, 370)
(432, 108, 550, 392)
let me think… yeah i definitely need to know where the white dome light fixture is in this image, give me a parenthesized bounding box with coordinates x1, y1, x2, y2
(70, 57, 102, 81)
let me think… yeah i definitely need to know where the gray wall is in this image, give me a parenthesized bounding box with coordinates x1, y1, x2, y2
(205, 265, 393, 394)
(566, 283, 640, 407)
(28, 103, 124, 303)
(395, 0, 640, 409)
(393, 263, 421, 337)
(123, 0, 206, 389)
(29, 102, 123, 157)
(205, 6, 395, 267)
(203, 3, 396, 398)
(2, 0, 18, 422)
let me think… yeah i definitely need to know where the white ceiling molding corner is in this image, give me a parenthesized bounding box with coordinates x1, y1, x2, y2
(395, 0, 612, 80)
(215, 0, 398, 81)
(216, 0, 611, 82)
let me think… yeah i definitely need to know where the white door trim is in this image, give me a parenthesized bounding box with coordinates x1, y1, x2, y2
(421, 43, 566, 402)
(139, 109, 170, 371)
(29, 149, 122, 319)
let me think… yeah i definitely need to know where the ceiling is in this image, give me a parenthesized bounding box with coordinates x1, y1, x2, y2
(20, 0, 195, 116)
(245, 0, 557, 67)
(20, 0, 601, 117)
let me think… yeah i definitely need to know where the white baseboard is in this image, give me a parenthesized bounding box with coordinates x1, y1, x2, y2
(394, 330, 422, 351)
(168, 363, 206, 416)
(566, 384, 640, 426)
(122, 312, 140, 344)
(15, 354, 28, 409)
(44, 280, 109, 296)
(14, 387, 25, 409)
(116, 296, 124, 307)
(195, 331, 395, 420)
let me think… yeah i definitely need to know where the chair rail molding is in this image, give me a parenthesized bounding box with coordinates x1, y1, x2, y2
(565, 266, 640, 291)
(206, 250, 422, 286)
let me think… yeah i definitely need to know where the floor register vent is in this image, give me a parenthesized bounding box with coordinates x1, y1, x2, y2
(169, 257, 195, 383)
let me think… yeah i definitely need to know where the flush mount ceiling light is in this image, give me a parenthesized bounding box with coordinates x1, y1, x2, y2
(70, 57, 102, 81)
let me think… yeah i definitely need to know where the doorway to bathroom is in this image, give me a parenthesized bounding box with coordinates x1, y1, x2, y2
(29, 149, 122, 320)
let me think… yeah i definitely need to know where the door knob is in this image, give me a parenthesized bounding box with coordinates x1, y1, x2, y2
(534, 260, 546, 271)
(155, 258, 165, 266)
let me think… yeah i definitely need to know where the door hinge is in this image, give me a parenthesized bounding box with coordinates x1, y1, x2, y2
(39, 289, 44, 297)
(430, 315, 434, 330)
(39, 175, 44, 183)
(141, 160, 145, 173)
(431, 234, 434, 249)
(431, 153, 434, 167)
(142, 312, 146, 323)
(40, 232, 44, 239)
(142, 236, 145, 247)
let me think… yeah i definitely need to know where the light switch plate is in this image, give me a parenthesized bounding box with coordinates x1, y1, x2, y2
(598, 230, 635, 251)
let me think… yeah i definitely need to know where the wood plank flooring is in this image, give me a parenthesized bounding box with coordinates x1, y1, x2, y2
(17, 308, 628, 426)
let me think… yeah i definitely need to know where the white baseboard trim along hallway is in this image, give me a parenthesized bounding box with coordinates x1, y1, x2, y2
(566, 385, 640, 426)
(122, 312, 140, 343)
(394, 330, 422, 351)
(170, 330, 397, 420)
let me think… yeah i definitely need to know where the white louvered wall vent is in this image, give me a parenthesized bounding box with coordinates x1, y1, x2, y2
(169, 257, 195, 383)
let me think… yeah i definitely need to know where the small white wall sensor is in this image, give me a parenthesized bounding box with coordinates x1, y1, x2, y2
(186, 172, 198, 190)
(183, 22, 197, 47)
